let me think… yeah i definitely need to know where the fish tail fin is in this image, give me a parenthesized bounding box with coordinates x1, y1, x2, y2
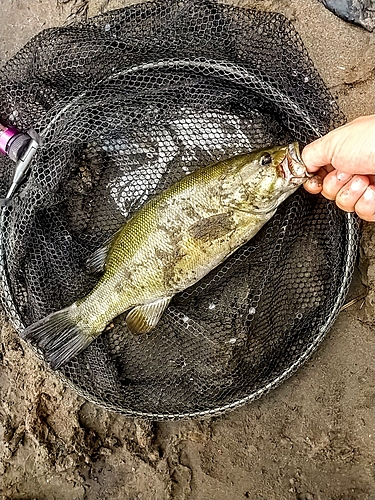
(21, 304, 95, 369)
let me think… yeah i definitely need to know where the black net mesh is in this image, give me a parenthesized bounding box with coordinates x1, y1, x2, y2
(0, 0, 359, 418)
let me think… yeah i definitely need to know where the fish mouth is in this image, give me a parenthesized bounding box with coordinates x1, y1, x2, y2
(279, 142, 312, 184)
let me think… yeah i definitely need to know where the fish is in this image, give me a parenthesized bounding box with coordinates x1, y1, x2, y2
(22, 142, 309, 369)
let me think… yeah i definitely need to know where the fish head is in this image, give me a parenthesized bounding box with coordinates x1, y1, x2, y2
(221, 142, 310, 215)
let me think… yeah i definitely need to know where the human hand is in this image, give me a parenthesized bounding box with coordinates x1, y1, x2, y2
(302, 115, 375, 222)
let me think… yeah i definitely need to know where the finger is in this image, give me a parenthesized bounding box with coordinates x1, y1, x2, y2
(304, 174, 323, 194)
(354, 185, 375, 222)
(303, 165, 333, 194)
(335, 175, 370, 213)
(320, 170, 353, 200)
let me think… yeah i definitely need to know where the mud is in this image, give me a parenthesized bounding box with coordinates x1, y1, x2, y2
(0, 1, 374, 499)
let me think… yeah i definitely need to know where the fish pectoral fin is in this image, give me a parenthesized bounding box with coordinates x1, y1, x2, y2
(126, 297, 172, 334)
(85, 246, 108, 274)
(85, 230, 120, 274)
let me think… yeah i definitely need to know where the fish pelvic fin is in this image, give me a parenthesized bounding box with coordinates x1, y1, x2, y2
(126, 297, 172, 334)
(21, 304, 95, 369)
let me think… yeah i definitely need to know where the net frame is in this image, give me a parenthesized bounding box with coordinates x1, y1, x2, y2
(0, 0, 360, 419)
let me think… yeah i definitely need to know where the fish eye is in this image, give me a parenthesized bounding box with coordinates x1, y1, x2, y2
(260, 153, 272, 166)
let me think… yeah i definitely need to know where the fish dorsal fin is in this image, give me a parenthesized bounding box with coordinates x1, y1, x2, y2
(126, 297, 172, 334)
(85, 231, 120, 274)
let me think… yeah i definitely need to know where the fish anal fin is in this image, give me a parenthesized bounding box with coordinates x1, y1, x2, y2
(126, 297, 172, 334)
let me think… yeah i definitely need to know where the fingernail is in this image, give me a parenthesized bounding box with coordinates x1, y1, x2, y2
(363, 186, 375, 201)
(336, 171, 352, 182)
(352, 177, 366, 190)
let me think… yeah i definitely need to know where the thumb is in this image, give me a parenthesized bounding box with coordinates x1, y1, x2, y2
(301, 137, 332, 172)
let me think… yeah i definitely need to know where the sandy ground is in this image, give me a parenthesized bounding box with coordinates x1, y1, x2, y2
(0, 0, 374, 499)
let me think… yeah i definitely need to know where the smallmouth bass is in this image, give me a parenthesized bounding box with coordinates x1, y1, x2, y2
(22, 142, 309, 368)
